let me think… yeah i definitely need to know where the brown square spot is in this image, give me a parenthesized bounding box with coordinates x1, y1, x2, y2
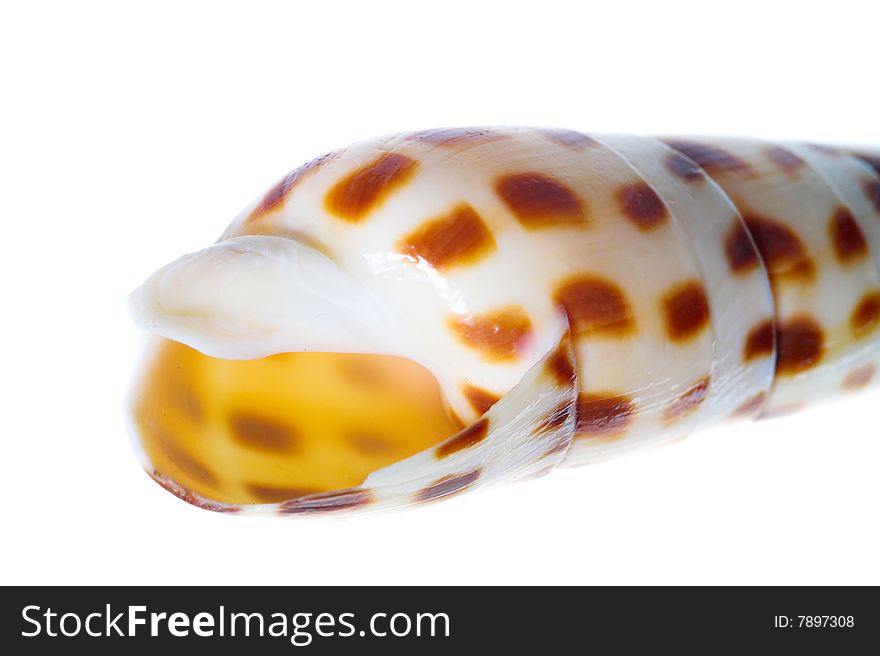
(229, 413, 298, 453)
(616, 181, 669, 230)
(279, 488, 372, 515)
(541, 128, 597, 149)
(325, 153, 417, 221)
(764, 146, 806, 174)
(830, 207, 868, 264)
(851, 292, 880, 338)
(449, 307, 533, 360)
(663, 140, 751, 175)
(664, 376, 710, 423)
(461, 384, 501, 416)
(775, 317, 824, 375)
(725, 220, 761, 274)
(663, 151, 704, 183)
(554, 275, 634, 337)
(662, 280, 710, 342)
(495, 172, 588, 228)
(743, 319, 776, 362)
(575, 393, 635, 437)
(743, 215, 810, 276)
(396, 204, 496, 270)
(436, 418, 490, 458)
(416, 469, 482, 503)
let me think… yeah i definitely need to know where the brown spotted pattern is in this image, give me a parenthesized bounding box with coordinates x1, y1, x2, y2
(775, 317, 824, 375)
(542, 128, 597, 149)
(829, 207, 868, 263)
(616, 181, 669, 230)
(325, 153, 417, 221)
(843, 364, 877, 391)
(743, 319, 776, 362)
(575, 393, 635, 437)
(664, 151, 704, 182)
(495, 172, 588, 228)
(725, 220, 762, 274)
(663, 140, 751, 174)
(851, 292, 880, 337)
(764, 146, 806, 174)
(416, 469, 482, 503)
(662, 280, 710, 342)
(664, 376, 711, 423)
(248, 152, 335, 222)
(461, 384, 501, 415)
(279, 489, 372, 515)
(229, 413, 297, 453)
(554, 275, 634, 337)
(535, 400, 576, 435)
(246, 484, 318, 504)
(449, 307, 533, 360)
(396, 203, 496, 270)
(436, 418, 490, 458)
(135, 129, 880, 516)
(546, 341, 577, 386)
(863, 179, 880, 212)
(157, 437, 218, 487)
(731, 392, 768, 419)
(743, 214, 812, 276)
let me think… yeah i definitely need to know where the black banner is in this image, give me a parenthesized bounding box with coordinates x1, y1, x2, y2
(1, 586, 876, 653)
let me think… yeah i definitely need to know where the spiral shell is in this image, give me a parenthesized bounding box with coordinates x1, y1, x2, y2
(128, 128, 880, 515)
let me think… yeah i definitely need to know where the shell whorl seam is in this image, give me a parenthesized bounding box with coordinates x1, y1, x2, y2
(663, 138, 880, 417)
(128, 129, 880, 516)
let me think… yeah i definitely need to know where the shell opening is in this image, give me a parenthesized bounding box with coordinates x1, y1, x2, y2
(129, 338, 462, 505)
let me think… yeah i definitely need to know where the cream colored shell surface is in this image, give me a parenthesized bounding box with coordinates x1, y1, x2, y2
(129, 128, 880, 516)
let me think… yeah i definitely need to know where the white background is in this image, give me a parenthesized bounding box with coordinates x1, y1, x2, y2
(1, 0, 878, 585)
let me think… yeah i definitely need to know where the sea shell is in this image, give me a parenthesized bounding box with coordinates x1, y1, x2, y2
(128, 128, 880, 516)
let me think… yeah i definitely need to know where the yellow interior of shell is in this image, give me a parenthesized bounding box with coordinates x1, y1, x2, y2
(131, 338, 461, 504)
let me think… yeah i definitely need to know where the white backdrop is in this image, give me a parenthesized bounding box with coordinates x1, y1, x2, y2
(1, 0, 878, 585)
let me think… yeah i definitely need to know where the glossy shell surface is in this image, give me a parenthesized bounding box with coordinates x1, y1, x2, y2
(129, 128, 880, 515)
